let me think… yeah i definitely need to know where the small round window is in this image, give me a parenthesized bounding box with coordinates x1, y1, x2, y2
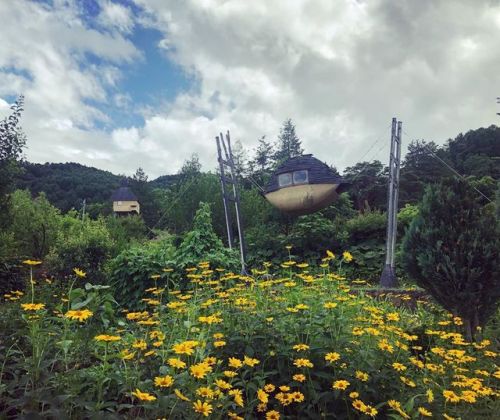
(293, 170, 308, 184)
(278, 173, 292, 187)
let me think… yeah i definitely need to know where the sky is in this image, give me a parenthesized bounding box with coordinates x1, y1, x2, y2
(0, 0, 499, 179)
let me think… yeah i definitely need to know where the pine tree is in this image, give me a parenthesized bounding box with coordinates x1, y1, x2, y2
(273, 118, 303, 165)
(402, 178, 499, 341)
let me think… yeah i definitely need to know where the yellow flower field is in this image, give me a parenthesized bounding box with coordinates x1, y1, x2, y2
(1, 257, 499, 419)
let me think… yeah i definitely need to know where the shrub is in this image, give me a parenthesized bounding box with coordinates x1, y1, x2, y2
(402, 178, 500, 340)
(345, 210, 386, 243)
(45, 215, 115, 283)
(8, 190, 61, 259)
(175, 202, 238, 272)
(108, 234, 176, 308)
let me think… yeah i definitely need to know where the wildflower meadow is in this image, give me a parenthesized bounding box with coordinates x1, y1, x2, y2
(1, 252, 498, 419)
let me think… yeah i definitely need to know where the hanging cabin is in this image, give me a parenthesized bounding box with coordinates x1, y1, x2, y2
(112, 179, 140, 215)
(264, 154, 346, 216)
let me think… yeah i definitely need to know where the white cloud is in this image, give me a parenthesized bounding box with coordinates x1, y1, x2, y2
(0, 0, 140, 173)
(1, 0, 500, 180)
(97, 0, 135, 34)
(126, 0, 500, 175)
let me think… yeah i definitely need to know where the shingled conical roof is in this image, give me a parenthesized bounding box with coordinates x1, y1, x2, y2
(111, 178, 138, 201)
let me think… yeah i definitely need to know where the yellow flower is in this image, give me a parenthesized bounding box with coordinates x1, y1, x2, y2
(325, 352, 340, 363)
(349, 392, 359, 399)
(120, 349, 135, 360)
(23, 260, 42, 266)
(291, 391, 304, 402)
(189, 362, 212, 379)
(174, 388, 190, 401)
(352, 399, 366, 412)
(224, 370, 237, 378)
(64, 309, 93, 322)
(228, 357, 243, 369)
(264, 384, 276, 393)
(73, 268, 86, 277)
(213, 332, 224, 339)
(386, 312, 400, 322)
(168, 358, 186, 369)
(131, 388, 156, 401)
(342, 251, 353, 262)
(364, 405, 378, 417)
(293, 358, 314, 368)
(418, 407, 432, 417)
(400, 376, 416, 388)
(293, 343, 309, 351)
(132, 339, 147, 350)
(214, 340, 226, 347)
(326, 250, 335, 259)
(21, 303, 45, 311)
(293, 374, 306, 382)
(392, 362, 407, 372)
(94, 334, 120, 342)
(323, 302, 338, 309)
(266, 410, 280, 420)
(172, 340, 199, 355)
(355, 371, 369, 382)
(332, 380, 350, 390)
(196, 387, 215, 399)
(378, 338, 394, 353)
(257, 389, 269, 404)
(215, 379, 232, 390)
(229, 389, 244, 407)
(243, 355, 260, 367)
(154, 375, 174, 388)
(443, 390, 460, 403)
(426, 389, 434, 403)
(193, 400, 213, 417)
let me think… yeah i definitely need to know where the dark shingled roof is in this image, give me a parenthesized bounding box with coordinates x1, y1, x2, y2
(265, 154, 344, 193)
(111, 179, 138, 201)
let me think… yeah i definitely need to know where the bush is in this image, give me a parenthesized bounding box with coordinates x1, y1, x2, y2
(104, 214, 148, 252)
(108, 234, 176, 308)
(8, 190, 61, 259)
(175, 202, 238, 272)
(402, 178, 500, 340)
(288, 213, 348, 260)
(45, 214, 115, 283)
(345, 210, 386, 243)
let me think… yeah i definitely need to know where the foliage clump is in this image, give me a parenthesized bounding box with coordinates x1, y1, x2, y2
(402, 178, 499, 340)
(175, 202, 238, 271)
(108, 234, 176, 307)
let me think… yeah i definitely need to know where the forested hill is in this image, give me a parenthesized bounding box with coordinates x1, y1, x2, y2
(16, 162, 122, 213)
(13, 125, 500, 216)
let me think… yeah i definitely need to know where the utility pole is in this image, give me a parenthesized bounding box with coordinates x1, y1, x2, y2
(380, 118, 402, 288)
(82, 198, 86, 221)
(215, 130, 248, 274)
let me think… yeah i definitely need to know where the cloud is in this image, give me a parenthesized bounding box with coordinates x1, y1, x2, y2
(128, 0, 500, 175)
(1, 0, 499, 180)
(0, 0, 141, 173)
(97, 0, 135, 34)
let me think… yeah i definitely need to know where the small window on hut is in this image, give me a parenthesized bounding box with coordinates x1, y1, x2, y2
(117, 201, 123, 205)
(293, 170, 308, 184)
(278, 173, 292, 187)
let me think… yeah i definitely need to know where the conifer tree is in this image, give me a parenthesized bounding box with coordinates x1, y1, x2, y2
(273, 118, 303, 165)
(402, 178, 499, 341)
